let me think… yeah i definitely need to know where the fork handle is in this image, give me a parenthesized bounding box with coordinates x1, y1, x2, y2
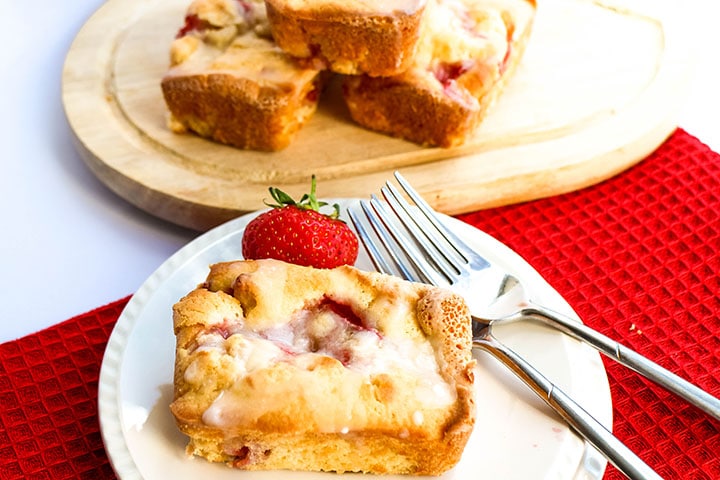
(524, 304, 720, 421)
(475, 334, 663, 480)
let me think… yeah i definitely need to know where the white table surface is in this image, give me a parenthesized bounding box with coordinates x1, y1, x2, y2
(2, 0, 719, 343)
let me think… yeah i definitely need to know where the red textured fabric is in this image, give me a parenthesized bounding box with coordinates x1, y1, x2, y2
(1, 128, 719, 479)
(0, 297, 129, 480)
(458, 129, 720, 479)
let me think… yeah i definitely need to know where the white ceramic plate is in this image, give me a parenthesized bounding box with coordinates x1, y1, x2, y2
(98, 199, 613, 480)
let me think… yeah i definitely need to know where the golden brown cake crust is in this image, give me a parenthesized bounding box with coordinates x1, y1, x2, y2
(342, 0, 536, 147)
(171, 259, 475, 475)
(161, 64, 326, 151)
(264, 0, 428, 76)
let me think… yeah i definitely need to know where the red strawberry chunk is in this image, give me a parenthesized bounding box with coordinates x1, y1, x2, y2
(176, 14, 204, 38)
(236, 0, 252, 13)
(433, 60, 475, 87)
(319, 297, 365, 329)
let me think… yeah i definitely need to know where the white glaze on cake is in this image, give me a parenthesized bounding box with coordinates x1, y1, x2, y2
(190, 299, 456, 432)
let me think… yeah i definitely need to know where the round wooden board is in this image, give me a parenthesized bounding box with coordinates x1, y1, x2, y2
(62, 0, 692, 231)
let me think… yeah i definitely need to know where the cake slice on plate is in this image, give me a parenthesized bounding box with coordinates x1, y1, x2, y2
(171, 259, 476, 475)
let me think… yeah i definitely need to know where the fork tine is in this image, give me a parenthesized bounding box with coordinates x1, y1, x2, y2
(358, 198, 418, 282)
(366, 195, 446, 285)
(349, 196, 445, 286)
(380, 183, 461, 283)
(393, 171, 481, 265)
(349, 198, 418, 282)
(347, 205, 394, 276)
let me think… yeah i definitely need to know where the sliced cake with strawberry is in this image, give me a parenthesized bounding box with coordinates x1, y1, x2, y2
(170, 257, 476, 474)
(161, 0, 329, 151)
(342, 0, 536, 147)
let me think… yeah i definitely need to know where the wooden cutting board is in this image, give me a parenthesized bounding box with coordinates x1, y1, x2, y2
(62, 0, 693, 231)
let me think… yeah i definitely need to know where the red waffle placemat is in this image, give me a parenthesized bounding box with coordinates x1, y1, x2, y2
(1, 128, 719, 479)
(458, 129, 720, 479)
(0, 297, 129, 480)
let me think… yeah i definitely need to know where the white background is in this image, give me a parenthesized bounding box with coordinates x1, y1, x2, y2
(1, 0, 719, 342)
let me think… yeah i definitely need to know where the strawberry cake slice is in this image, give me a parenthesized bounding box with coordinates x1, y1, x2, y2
(160, 0, 329, 151)
(342, 0, 536, 147)
(170, 259, 476, 475)
(263, 0, 429, 76)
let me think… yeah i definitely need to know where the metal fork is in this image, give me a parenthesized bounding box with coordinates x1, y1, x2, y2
(352, 172, 720, 421)
(346, 172, 714, 480)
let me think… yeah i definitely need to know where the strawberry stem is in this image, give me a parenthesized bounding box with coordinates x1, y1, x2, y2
(264, 175, 341, 220)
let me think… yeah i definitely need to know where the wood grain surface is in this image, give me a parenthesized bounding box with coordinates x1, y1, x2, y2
(62, 0, 693, 231)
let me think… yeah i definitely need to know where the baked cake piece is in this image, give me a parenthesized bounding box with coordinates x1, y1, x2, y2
(171, 259, 476, 475)
(342, 0, 536, 147)
(264, 0, 429, 76)
(161, 0, 328, 151)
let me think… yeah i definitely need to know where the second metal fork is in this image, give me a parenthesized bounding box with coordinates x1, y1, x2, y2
(350, 172, 720, 421)
(345, 172, 718, 480)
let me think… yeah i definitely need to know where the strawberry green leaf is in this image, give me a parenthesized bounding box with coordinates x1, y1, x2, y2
(263, 175, 342, 220)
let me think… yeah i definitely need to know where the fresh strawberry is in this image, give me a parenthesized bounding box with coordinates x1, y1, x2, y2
(242, 176, 359, 269)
